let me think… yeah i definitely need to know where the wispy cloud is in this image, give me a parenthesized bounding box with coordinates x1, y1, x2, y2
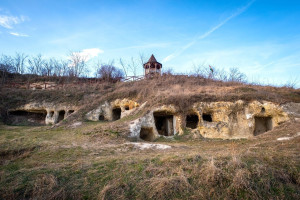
(0, 15, 27, 29)
(9, 32, 29, 37)
(163, 0, 256, 63)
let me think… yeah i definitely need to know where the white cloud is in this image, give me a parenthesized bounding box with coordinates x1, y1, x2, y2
(162, 0, 256, 63)
(10, 32, 29, 37)
(0, 15, 27, 29)
(75, 48, 104, 61)
(69, 48, 104, 67)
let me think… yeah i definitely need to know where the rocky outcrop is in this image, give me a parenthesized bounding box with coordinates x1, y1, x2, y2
(85, 99, 140, 121)
(130, 100, 291, 141)
(7, 102, 78, 125)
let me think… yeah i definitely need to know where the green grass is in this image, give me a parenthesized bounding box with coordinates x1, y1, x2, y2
(0, 122, 300, 199)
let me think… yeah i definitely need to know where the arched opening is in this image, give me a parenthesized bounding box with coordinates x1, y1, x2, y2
(99, 115, 105, 121)
(112, 107, 121, 121)
(125, 106, 130, 111)
(186, 114, 199, 129)
(261, 107, 265, 113)
(140, 127, 155, 141)
(7, 110, 47, 125)
(202, 113, 212, 122)
(254, 116, 273, 136)
(57, 110, 65, 123)
(153, 111, 174, 136)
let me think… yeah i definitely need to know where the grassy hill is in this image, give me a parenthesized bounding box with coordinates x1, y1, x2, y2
(0, 75, 300, 199)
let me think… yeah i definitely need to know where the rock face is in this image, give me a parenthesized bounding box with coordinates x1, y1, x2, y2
(85, 99, 140, 121)
(6, 102, 77, 125)
(129, 105, 179, 141)
(130, 100, 291, 141)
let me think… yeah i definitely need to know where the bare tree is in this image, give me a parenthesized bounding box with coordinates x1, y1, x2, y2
(119, 56, 140, 78)
(68, 51, 88, 77)
(119, 58, 128, 77)
(28, 54, 45, 75)
(0, 55, 14, 84)
(96, 63, 124, 81)
(43, 58, 55, 77)
(13, 53, 27, 74)
(228, 67, 247, 83)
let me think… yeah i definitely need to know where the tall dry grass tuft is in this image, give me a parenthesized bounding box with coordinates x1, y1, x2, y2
(199, 157, 224, 186)
(30, 174, 65, 200)
(98, 182, 129, 200)
(139, 176, 191, 200)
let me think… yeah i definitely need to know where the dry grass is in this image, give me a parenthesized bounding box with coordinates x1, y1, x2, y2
(1, 75, 299, 120)
(0, 120, 299, 199)
(0, 75, 300, 199)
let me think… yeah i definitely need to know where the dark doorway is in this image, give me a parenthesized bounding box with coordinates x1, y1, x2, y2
(7, 110, 47, 125)
(99, 115, 105, 121)
(202, 113, 212, 122)
(254, 117, 272, 136)
(125, 106, 130, 111)
(153, 111, 174, 136)
(140, 127, 155, 141)
(112, 107, 121, 120)
(67, 110, 74, 115)
(186, 114, 199, 129)
(57, 110, 65, 123)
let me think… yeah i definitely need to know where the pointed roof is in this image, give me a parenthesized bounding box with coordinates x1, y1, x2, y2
(147, 54, 157, 63)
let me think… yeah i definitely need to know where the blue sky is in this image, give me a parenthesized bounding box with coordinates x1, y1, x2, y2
(0, 0, 300, 87)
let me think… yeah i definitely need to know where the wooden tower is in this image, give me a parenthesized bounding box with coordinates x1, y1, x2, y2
(143, 54, 162, 78)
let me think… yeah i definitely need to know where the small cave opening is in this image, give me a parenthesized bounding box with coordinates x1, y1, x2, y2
(261, 107, 265, 113)
(202, 113, 212, 122)
(57, 110, 65, 123)
(139, 127, 155, 141)
(7, 110, 47, 125)
(186, 114, 199, 129)
(112, 107, 121, 120)
(254, 116, 273, 136)
(99, 115, 105, 121)
(153, 111, 174, 136)
(125, 105, 130, 111)
(49, 111, 54, 117)
(67, 110, 74, 115)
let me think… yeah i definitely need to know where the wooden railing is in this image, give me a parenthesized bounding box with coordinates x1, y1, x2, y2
(122, 75, 144, 82)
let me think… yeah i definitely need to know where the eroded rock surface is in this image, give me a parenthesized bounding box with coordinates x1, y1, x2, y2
(86, 98, 140, 121)
(130, 100, 291, 140)
(6, 102, 77, 125)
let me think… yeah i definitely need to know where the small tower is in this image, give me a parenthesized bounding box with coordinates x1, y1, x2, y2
(143, 54, 162, 78)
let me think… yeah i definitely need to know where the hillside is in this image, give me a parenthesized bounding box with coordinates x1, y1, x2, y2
(0, 75, 300, 199)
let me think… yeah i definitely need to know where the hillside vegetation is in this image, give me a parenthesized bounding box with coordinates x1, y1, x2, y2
(0, 75, 300, 199)
(1, 75, 300, 119)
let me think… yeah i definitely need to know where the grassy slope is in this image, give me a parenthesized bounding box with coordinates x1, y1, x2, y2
(1, 76, 300, 199)
(0, 119, 299, 199)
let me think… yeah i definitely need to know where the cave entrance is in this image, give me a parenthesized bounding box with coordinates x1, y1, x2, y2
(254, 116, 273, 136)
(57, 110, 65, 123)
(8, 110, 47, 125)
(99, 115, 105, 121)
(125, 105, 130, 111)
(67, 110, 74, 115)
(153, 111, 174, 136)
(140, 127, 155, 141)
(202, 113, 212, 122)
(112, 107, 121, 120)
(186, 114, 199, 129)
